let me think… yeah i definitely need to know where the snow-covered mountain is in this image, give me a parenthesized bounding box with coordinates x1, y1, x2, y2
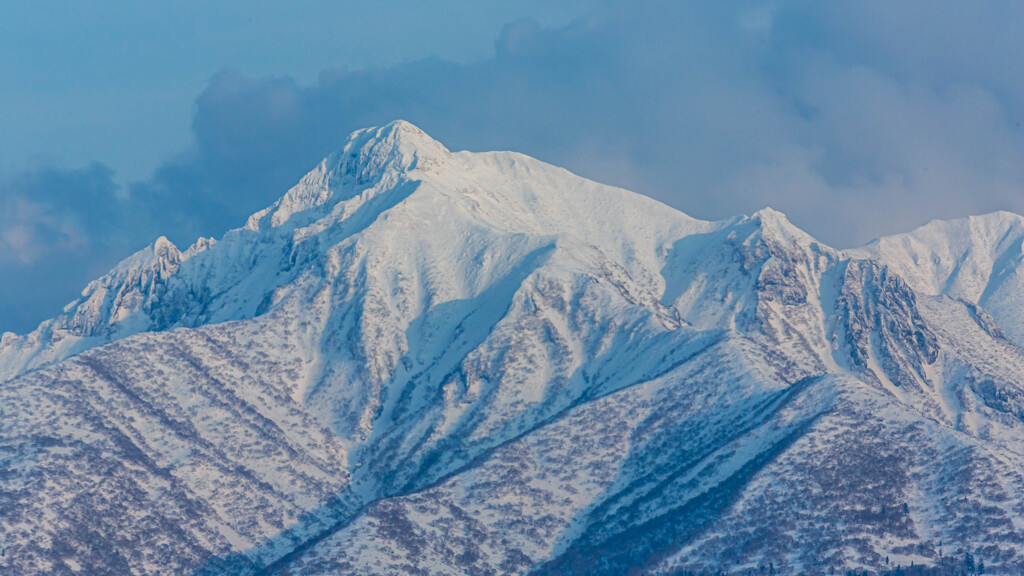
(847, 212, 1024, 345)
(3, 121, 1024, 575)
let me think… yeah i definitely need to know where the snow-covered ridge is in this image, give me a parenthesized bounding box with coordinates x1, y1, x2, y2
(847, 211, 1024, 343)
(2, 120, 713, 382)
(0, 234, 215, 381)
(5, 120, 1024, 575)
(4, 120, 1021, 382)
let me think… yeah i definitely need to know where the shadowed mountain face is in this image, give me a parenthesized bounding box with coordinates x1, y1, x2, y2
(3, 121, 1024, 575)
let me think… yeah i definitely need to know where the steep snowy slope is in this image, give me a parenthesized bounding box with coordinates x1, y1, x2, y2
(3, 121, 1024, 575)
(847, 212, 1024, 344)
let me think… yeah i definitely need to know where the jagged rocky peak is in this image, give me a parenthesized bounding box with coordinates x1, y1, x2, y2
(183, 235, 217, 258)
(0, 232, 220, 382)
(58, 237, 184, 337)
(246, 120, 453, 231)
(736, 206, 836, 306)
(116, 235, 180, 276)
(69, 236, 182, 314)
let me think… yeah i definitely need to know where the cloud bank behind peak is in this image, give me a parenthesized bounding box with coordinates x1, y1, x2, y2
(1, 0, 1022, 333)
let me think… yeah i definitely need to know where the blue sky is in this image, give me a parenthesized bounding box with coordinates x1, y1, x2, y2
(0, 0, 589, 181)
(1, 1, 1022, 333)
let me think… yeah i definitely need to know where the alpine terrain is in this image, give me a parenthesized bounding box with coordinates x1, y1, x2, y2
(3, 121, 1024, 575)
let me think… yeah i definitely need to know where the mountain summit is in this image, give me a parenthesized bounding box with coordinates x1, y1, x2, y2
(3, 122, 1024, 575)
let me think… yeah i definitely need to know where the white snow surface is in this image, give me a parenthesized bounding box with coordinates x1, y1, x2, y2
(848, 211, 1024, 344)
(3, 120, 1024, 576)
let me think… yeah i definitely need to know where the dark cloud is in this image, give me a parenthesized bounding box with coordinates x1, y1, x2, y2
(3, 0, 1023, 333)
(0, 163, 134, 333)
(0, 163, 124, 265)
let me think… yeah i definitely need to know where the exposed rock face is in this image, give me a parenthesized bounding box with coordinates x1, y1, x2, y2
(3, 121, 1024, 575)
(830, 259, 939, 391)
